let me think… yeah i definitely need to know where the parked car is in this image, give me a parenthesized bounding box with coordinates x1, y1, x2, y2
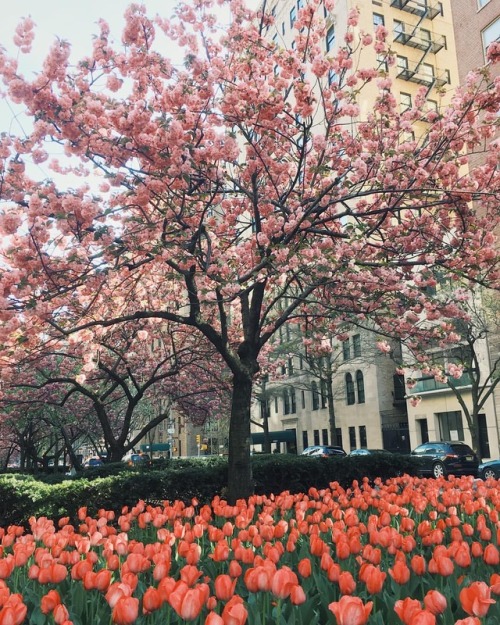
(83, 457, 103, 468)
(301, 445, 346, 458)
(478, 459, 500, 480)
(349, 448, 387, 456)
(122, 452, 151, 466)
(411, 441, 479, 478)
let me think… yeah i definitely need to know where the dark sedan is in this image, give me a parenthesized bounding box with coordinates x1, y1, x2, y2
(478, 459, 500, 480)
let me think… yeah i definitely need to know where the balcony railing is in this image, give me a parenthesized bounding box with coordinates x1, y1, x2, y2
(390, 0, 440, 19)
(397, 61, 448, 87)
(394, 26, 446, 53)
(412, 371, 474, 394)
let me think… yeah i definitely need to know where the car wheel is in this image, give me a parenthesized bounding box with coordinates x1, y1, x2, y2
(483, 468, 498, 480)
(432, 462, 445, 479)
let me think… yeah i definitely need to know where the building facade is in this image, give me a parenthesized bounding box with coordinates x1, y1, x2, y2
(251, 0, 500, 459)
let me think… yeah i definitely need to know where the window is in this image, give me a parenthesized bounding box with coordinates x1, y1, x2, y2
(326, 25, 336, 52)
(400, 92, 412, 111)
(320, 379, 328, 409)
(322, 429, 329, 445)
(397, 56, 408, 72)
(290, 388, 296, 414)
(346, 373, 355, 405)
(302, 430, 309, 450)
(437, 411, 464, 441)
(420, 29, 431, 44)
(353, 334, 361, 358)
(444, 69, 451, 84)
(275, 396, 279, 413)
(478, 0, 491, 7)
(301, 390, 305, 409)
(313, 429, 320, 445)
(421, 63, 434, 82)
(349, 426, 356, 450)
(393, 20, 404, 37)
(290, 6, 297, 28)
(335, 428, 343, 449)
(282, 21, 285, 35)
(312, 381, 320, 410)
(356, 370, 365, 404)
(373, 13, 384, 27)
(288, 358, 294, 376)
(359, 425, 367, 448)
(377, 54, 388, 72)
(297, 0, 304, 8)
(427, 99, 438, 113)
(342, 340, 350, 361)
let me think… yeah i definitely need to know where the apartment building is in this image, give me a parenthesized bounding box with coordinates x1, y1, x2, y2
(401, 0, 499, 458)
(250, 0, 500, 458)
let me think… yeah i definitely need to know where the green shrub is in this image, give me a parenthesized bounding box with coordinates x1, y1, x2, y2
(0, 453, 420, 527)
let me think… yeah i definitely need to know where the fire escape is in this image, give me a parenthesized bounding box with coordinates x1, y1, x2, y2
(390, 0, 448, 92)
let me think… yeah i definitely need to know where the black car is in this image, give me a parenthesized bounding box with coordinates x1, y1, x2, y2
(301, 445, 346, 458)
(411, 441, 479, 478)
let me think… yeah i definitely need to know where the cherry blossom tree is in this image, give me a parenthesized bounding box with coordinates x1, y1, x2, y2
(1, 322, 228, 464)
(0, 0, 499, 500)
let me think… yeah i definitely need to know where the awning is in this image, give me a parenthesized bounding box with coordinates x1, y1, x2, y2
(141, 443, 171, 452)
(251, 430, 296, 445)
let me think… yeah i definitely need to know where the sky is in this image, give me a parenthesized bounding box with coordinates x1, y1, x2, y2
(0, 0, 259, 133)
(0, 0, 224, 136)
(0, 0, 258, 188)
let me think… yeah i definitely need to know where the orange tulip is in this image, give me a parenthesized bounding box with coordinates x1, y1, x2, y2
(460, 581, 496, 617)
(0, 595, 27, 625)
(229, 560, 242, 579)
(215, 575, 237, 601)
(41, 590, 61, 614)
(483, 544, 500, 566)
(205, 611, 224, 625)
(290, 585, 306, 605)
(142, 587, 162, 614)
(389, 560, 410, 585)
(410, 555, 426, 576)
(394, 597, 423, 624)
(39, 563, 68, 585)
(53, 603, 70, 625)
(271, 567, 299, 600)
(453, 618, 480, 625)
(169, 581, 207, 621)
(297, 558, 312, 578)
(423, 590, 447, 615)
(112, 596, 139, 625)
(0, 558, 14, 580)
(338, 571, 356, 595)
(329, 596, 373, 625)
(221, 595, 248, 625)
(490, 573, 500, 595)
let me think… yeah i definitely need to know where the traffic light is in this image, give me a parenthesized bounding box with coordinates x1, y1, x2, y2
(196, 434, 201, 444)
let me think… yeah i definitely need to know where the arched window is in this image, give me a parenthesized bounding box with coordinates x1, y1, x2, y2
(345, 373, 355, 405)
(311, 381, 320, 410)
(356, 370, 365, 404)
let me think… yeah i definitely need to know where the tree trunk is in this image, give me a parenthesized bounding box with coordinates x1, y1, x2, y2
(326, 361, 337, 446)
(227, 373, 254, 503)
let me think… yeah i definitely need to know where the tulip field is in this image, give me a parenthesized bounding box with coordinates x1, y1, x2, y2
(0, 475, 499, 625)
